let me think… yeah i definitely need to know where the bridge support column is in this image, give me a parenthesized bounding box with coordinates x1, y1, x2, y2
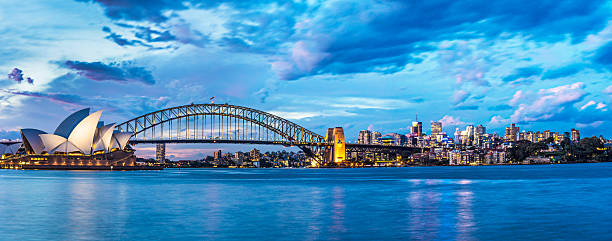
(325, 127, 346, 164)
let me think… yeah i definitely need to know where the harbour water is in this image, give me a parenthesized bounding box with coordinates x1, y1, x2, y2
(1, 163, 612, 240)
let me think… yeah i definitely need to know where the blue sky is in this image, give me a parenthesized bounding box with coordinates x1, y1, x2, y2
(1, 0, 612, 159)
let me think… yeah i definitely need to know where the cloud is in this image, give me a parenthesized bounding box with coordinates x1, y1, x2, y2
(102, 26, 151, 47)
(604, 85, 612, 96)
(7, 68, 33, 84)
(60, 60, 156, 85)
(3, 89, 84, 106)
(502, 66, 543, 84)
(82, 0, 612, 80)
(77, 0, 190, 23)
(580, 100, 597, 110)
(267, 110, 357, 120)
(541, 63, 586, 80)
(102, 23, 208, 48)
(453, 90, 470, 104)
(510, 82, 587, 123)
(488, 115, 510, 127)
(439, 115, 468, 127)
(328, 97, 413, 110)
(454, 105, 479, 110)
(7, 68, 23, 83)
(576, 120, 605, 128)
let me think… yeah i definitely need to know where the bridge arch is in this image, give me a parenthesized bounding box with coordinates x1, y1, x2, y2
(116, 104, 327, 158)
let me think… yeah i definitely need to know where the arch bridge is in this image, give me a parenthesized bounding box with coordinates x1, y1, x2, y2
(116, 104, 422, 164)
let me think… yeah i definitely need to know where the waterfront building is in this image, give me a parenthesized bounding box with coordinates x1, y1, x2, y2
(571, 128, 580, 142)
(1, 108, 146, 170)
(250, 148, 261, 161)
(156, 143, 165, 163)
(371, 131, 382, 145)
(214, 150, 222, 160)
(358, 130, 372, 144)
(505, 123, 519, 141)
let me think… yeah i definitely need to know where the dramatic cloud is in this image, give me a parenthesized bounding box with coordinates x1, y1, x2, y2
(510, 82, 586, 123)
(102, 26, 151, 47)
(61, 60, 156, 85)
(102, 23, 208, 48)
(80, 0, 612, 80)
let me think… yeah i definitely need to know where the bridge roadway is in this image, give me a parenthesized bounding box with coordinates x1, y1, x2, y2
(130, 139, 423, 154)
(118, 103, 425, 163)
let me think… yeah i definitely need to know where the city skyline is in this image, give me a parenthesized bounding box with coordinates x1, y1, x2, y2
(1, 0, 612, 159)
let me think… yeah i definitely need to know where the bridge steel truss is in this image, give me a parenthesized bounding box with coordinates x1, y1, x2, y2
(115, 104, 329, 162)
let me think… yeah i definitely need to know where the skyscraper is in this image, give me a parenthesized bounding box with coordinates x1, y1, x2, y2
(430, 121, 442, 137)
(156, 143, 165, 163)
(411, 121, 423, 136)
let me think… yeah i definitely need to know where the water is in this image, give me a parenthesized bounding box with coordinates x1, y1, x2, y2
(2, 164, 612, 241)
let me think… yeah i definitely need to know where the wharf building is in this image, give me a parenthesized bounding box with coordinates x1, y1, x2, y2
(0, 108, 161, 170)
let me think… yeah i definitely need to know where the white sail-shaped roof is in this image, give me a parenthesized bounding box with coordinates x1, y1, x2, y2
(54, 108, 90, 138)
(21, 129, 47, 154)
(93, 123, 115, 152)
(111, 132, 133, 150)
(40, 134, 69, 153)
(67, 110, 102, 154)
(49, 141, 80, 153)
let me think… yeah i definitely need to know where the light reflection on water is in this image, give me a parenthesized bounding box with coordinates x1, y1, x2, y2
(2, 164, 612, 240)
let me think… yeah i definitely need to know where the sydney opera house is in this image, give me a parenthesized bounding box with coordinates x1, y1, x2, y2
(0, 108, 160, 170)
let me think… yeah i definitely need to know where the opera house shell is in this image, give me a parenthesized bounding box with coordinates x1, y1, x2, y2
(1, 108, 158, 170)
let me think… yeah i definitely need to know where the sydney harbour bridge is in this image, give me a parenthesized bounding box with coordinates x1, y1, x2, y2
(115, 104, 423, 165)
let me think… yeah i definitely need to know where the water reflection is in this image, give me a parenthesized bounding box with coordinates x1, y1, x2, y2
(68, 181, 96, 240)
(407, 180, 441, 240)
(456, 179, 475, 241)
(329, 186, 346, 235)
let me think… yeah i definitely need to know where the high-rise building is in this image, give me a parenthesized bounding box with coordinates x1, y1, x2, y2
(475, 124, 486, 135)
(371, 131, 382, 144)
(430, 121, 442, 137)
(214, 150, 222, 160)
(571, 128, 580, 142)
(358, 130, 372, 144)
(505, 124, 519, 141)
(411, 121, 423, 136)
(155, 143, 165, 163)
(466, 125, 475, 138)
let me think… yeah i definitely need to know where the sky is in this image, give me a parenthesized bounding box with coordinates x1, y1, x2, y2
(1, 0, 612, 159)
